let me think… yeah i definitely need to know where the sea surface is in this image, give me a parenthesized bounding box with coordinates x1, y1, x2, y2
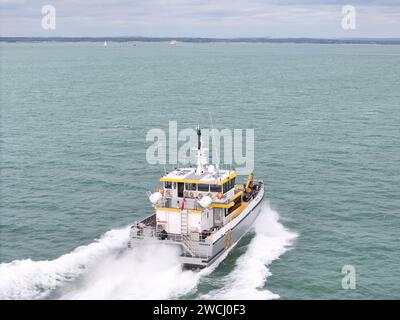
(0, 42, 399, 299)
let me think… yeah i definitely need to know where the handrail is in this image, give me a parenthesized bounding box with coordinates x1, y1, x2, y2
(130, 226, 211, 258)
(130, 226, 210, 244)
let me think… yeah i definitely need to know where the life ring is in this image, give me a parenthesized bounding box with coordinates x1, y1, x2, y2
(158, 187, 164, 195)
(189, 192, 194, 198)
(197, 193, 203, 199)
(217, 192, 223, 200)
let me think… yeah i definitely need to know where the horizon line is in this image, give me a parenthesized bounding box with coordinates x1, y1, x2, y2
(1, 36, 400, 39)
(1, 36, 400, 45)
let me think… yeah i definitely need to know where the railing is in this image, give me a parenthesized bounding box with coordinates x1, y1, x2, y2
(130, 226, 211, 258)
(131, 226, 181, 241)
(131, 226, 210, 243)
(160, 197, 203, 211)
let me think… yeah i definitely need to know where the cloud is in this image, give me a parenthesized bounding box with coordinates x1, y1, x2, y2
(0, 0, 399, 37)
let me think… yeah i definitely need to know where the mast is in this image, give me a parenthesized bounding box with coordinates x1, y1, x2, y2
(195, 126, 207, 175)
(197, 126, 201, 151)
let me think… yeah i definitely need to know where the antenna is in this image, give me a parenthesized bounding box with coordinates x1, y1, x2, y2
(196, 125, 201, 150)
(195, 125, 208, 175)
(208, 112, 219, 168)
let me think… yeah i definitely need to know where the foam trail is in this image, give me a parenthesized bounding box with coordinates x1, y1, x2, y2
(60, 243, 208, 300)
(202, 203, 297, 300)
(0, 227, 208, 300)
(0, 204, 295, 300)
(0, 227, 130, 300)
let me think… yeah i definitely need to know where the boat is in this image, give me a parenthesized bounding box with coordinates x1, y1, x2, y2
(104, 41, 108, 47)
(169, 40, 177, 45)
(129, 127, 264, 269)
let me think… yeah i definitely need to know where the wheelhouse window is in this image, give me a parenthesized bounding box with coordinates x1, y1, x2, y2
(223, 178, 236, 193)
(198, 184, 210, 192)
(210, 184, 222, 192)
(230, 178, 236, 190)
(164, 181, 172, 189)
(185, 183, 197, 191)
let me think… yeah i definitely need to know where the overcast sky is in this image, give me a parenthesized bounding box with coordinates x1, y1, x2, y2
(1, 0, 399, 38)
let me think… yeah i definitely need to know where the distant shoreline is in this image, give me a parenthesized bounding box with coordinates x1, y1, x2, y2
(1, 37, 400, 45)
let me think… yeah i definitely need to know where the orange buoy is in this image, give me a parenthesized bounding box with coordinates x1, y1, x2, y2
(158, 187, 164, 195)
(217, 192, 223, 200)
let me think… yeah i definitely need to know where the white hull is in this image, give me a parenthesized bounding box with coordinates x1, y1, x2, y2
(129, 185, 264, 269)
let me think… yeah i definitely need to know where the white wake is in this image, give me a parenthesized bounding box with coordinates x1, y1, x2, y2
(60, 244, 209, 300)
(0, 227, 130, 300)
(201, 203, 297, 300)
(0, 227, 207, 300)
(0, 203, 296, 300)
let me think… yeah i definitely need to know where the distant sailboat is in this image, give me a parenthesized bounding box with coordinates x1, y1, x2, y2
(169, 40, 177, 45)
(104, 41, 108, 47)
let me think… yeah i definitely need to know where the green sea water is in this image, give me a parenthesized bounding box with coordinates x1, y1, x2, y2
(0, 42, 399, 299)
